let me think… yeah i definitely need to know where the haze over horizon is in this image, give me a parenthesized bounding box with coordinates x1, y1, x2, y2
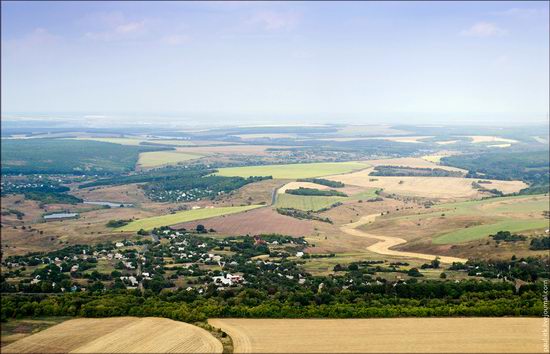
(2, 1, 549, 126)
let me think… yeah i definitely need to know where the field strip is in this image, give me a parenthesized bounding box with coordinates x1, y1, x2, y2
(340, 214, 467, 264)
(4, 317, 223, 353)
(208, 318, 545, 353)
(209, 319, 253, 353)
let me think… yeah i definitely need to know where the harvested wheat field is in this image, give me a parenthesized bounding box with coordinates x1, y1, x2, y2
(209, 318, 545, 353)
(326, 168, 526, 199)
(172, 207, 314, 236)
(3, 317, 222, 353)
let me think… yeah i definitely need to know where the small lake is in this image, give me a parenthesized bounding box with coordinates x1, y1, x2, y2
(44, 213, 79, 220)
(84, 201, 134, 208)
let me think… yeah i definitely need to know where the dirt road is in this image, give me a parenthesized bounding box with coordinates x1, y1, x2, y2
(340, 214, 467, 264)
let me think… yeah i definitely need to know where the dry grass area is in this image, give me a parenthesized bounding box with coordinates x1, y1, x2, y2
(173, 206, 314, 237)
(70, 183, 150, 205)
(4, 317, 222, 353)
(209, 317, 545, 353)
(325, 168, 526, 199)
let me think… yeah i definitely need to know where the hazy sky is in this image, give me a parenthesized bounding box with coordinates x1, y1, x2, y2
(2, 1, 549, 124)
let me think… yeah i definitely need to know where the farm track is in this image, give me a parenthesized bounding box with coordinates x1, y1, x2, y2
(340, 214, 467, 264)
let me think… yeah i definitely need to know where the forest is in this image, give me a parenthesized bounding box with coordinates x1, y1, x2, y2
(1, 139, 166, 175)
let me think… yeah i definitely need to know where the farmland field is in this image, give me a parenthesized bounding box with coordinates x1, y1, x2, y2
(215, 162, 370, 179)
(117, 205, 263, 231)
(172, 206, 314, 236)
(209, 318, 544, 353)
(275, 194, 346, 211)
(3, 317, 222, 353)
(137, 150, 204, 168)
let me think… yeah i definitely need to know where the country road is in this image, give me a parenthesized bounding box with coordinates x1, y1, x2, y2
(340, 214, 467, 264)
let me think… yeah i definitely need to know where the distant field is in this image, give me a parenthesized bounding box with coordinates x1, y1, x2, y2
(117, 205, 262, 231)
(137, 150, 204, 168)
(216, 162, 370, 179)
(4, 317, 222, 353)
(209, 318, 543, 353)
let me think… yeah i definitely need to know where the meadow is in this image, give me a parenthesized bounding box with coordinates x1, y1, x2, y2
(215, 162, 370, 179)
(117, 205, 263, 231)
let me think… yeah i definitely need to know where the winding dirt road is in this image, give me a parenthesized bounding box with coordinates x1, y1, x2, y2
(340, 214, 467, 264)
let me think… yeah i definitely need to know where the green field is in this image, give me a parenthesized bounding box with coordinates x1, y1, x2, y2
(433, 219, 549, 244)
(117, 205, 262, 231)
(275, 188, 378, 211)
(215, 162, 370, 179)
(276, 194, 346, 211)
(137, 150, 204, 168)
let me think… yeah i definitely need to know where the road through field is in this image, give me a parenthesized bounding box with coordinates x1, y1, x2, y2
(340, 214, 467, 264)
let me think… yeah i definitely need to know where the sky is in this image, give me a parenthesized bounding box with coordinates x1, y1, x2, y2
(1, 1, 549, 125)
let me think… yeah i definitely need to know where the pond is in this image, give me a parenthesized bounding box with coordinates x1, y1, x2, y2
(83, 201, 134, 208)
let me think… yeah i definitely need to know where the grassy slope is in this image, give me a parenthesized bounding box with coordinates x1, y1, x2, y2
(433, 219, 548, 244)
(429, 195, 548, 244)
(215, 162, 370, 179)
(117, 205, 263, 231)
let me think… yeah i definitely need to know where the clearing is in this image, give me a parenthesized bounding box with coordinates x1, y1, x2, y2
(215, 162, 370, 179)
(117, 205, 262, 231)
(3, 317, 222, 353)
(209, 317, 544, 353)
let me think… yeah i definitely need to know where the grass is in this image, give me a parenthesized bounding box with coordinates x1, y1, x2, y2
(117, 205, 263, 231)
(137, 150, 204, 168)
(433, 219, 548, 244)
(215, 162, 370, 179)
